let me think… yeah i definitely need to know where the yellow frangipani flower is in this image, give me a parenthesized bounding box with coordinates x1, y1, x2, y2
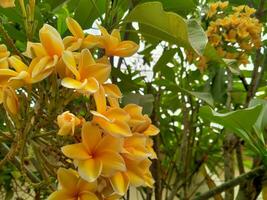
(61, 49, 111, 93)
(24, 24, 64, 73)
(110, 157, 154, 195)
(0, 0, 15, 8)
(91, 85, 132, 137)
(57, 111, 82, 136)
(48, 168, 98, 200)
(124, 104, 159, 136)
(0, 44, 10, 69)
(2, 86, 19, 115)
(123, 134, 150, 161)
(93, 26, 139, 57)
(0, 55, 56, 88)
(63, 17, 100, 51)
(62, 122, 126, 182)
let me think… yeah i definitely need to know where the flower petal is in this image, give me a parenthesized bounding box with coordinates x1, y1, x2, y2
(93, 85, 106, 113)
(82, 122, 102, 153)
(66, 17, 84, 39)
(96, 134, 123, 153)
(57, 168, 78, 192)
(39, 24, 64, 56)
(79, 192, 98, 200)
(97, 150, 126, 176)
(47, 190, 75, 200)
(103, 84, 122, 98)
(143, 124, 160, 136)
(112, 41, 139, 57)
(94, 117, 132, 137)
(61, 143, 91, 160)
(78, 49, 95, 78)
(78, 159, 102, 182)
(62, 51, 80, 80)
(109, 172, 129, 195)
(61, 78, 86, 89)
(104, 108, 130, 123)
(24, 42, 47, 58)
(8, 56, 28, 72)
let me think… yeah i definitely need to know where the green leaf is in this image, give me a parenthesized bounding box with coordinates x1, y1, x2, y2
(183, 90, 214, 107)
(126, 2, 207, 54)
(187, 20, 208, 55)
(154, 48, 177, 73)
(249, 99, 267, 131)
(199, 105, 262, 134)
(122, 93, 154, 115)
(73, 0, 105, 29)
(139, 0, 196, 17)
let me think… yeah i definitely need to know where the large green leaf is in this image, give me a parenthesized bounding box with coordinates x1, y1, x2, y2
(153, 48, 177, 73)
(126, 2, 207, 55)
(199, 105, 267, 162)
(73, 0, 106, 29)
(249, 99, 267, 131)
(199, 105, 262, 134)
(139, 0, 196, 17)
(183, 90, 214, 107)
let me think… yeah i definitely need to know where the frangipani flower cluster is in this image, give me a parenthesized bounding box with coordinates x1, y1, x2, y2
(0, 15, 158, 199)
(187, 2, 262, 71)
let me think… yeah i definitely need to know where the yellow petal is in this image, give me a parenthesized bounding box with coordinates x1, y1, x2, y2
(93, 85, 107, 113)
(39, 24, 64, 56)
(103, 84, 122, 98)
(82, 35, 101, 49)
(123, 135, 149, 160)
(99, 25, 109, 36)
(112, 41, 139, 57)
(111, 29, 121, 41)
(78, 49, 95, 78)
(61, 78, 87, 90)
(58, 124, 73, 136)
(8, 71, 31, 88)
(94, 117, 132, 137)
(104, 108, 130, 123)
(29, 56, 57, 80)
(61, 143, 91, 160)
(3, 86, 19, 115)
(77, 179, 97, 193)
(124, 104, 145, 127)
(79, 192, 98, 200)
(57, 168, 78, 192)
(83, 77, 99, 93)
(143, 124, 160, 136)
(62, 51, 80, 80)
(24, 42, 47, 58)
(0, 70, 18, 86)
(8, 56, 28, 72)
(47, 191, 74, 200)
(0, 0, 15, 8)
(109, 172, 129, 195)
(78, 159, 102, 182)
(97, 150, 126, 176)
(96, 134, 123, 153)
(108, 97, 120, 108)
(82, 122, 102, 153)
(66, 17, 84, 39)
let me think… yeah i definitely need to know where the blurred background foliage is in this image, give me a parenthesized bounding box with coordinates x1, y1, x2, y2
(0, 0, 267, 199)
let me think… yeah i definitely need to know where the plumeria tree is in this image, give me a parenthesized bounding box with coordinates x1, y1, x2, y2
(0, 0, 267, 200)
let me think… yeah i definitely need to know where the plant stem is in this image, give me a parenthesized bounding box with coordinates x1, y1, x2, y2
(194, 166, 265, 200)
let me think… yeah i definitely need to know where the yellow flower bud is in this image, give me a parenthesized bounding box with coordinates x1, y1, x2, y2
(3, 86, 19, 115)
(57, 111, 81, 136)
(0, 44, 10, 69)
